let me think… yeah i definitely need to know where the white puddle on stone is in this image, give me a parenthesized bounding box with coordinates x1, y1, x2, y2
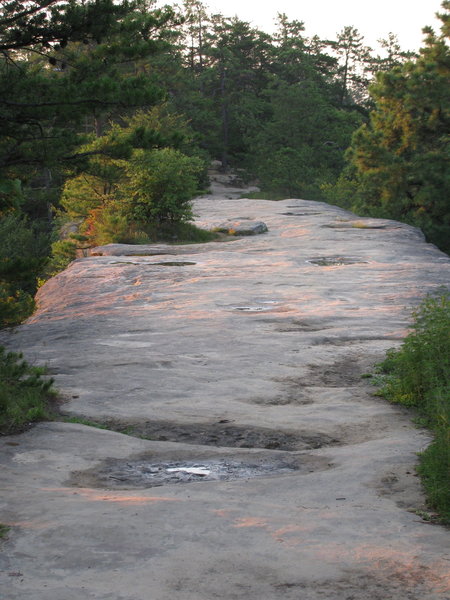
(166, 466, 211, 476)
(105, 459, 299, 487)
(232, 300, 280, 312)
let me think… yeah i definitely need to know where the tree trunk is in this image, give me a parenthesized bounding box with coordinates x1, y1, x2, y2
(220, 67, 229, 171)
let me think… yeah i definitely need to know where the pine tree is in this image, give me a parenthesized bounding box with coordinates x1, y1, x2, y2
(340, 2, 450, 252)
(333, 26, 373, 106)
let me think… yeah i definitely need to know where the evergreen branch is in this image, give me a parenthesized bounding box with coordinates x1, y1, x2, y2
(0, 99, 128, 108)
(0, 1, 59, 27)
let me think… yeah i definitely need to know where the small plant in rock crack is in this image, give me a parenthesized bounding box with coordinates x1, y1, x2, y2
(0, 346, 55, 435)
(0, 524, 10, 539)
(60, 416, 109, 430)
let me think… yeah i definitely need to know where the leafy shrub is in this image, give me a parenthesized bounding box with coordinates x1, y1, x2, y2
(83, 207, 131, 246)
(0, 346, 55, 434)
(122, 147, 203, 226)
(0, 282, 35, 326)
(60, 174, 116, 219)
(0, 524, 10, 538)
(378, 291, 450, 522)
(142, 221, 218, 244)
(45, 240, 77, 278)
(60, 114, 206, 246)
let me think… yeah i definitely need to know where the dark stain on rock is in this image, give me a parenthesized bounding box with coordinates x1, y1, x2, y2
(306, 256, 368, 266)
(100, 419, 340, 452)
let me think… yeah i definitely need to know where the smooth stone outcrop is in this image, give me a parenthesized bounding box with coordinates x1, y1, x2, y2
(1, 195, 449, 600)
(211, 219, 268, 235)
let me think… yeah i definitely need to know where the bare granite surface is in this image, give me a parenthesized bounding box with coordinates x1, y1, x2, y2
(1, 190, 449, 599)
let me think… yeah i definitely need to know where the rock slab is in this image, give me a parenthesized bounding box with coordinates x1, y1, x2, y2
(1, 196, 449, 600)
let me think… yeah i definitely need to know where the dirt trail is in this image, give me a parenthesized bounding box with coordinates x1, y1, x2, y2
(1, 178, 450, 599)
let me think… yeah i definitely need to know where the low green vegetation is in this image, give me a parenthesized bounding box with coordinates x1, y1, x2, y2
(0, 524, 10, 539)
(0, 347, 55, 435)
(60, 416, 109, 430)
(241, 191, 290, 201)
(377, 291, 450, 523)
(59, 108, 209, 248)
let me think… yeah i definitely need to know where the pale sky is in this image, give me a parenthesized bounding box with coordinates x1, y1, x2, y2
(196, 0, 444, 53)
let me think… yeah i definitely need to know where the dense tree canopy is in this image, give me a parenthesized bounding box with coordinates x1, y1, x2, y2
(0, 0, 177, 179)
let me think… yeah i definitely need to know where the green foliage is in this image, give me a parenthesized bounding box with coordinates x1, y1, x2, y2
(0, 178, 23, 212)
(61, 416, 109, 429)
(60, 106, 206, 245)
(321, 166, 360, 209)
(379, 292, 450, 414)
(0, 213, 49, 327)
(46, 239, 77, 278)
(333, 26, 374, 106)
(84, 207, 132, 245)
(60, 174, 114, 219)
(417, 430, 450, 523)
(378, 291, 450, 522)
(0, 524, 10, 539)
(122, 147, 202, 225)
(0, 346, 55, 435)
(0, 283, 35, 327)
(241, 191, 289, 201)
(0, 0, 175, 178)
(251, 81, 364, 198)
(143, 221, 218, 243)
(0, 213, 49, 291)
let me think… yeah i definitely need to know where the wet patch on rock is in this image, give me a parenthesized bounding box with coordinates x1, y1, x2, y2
(232, 305, 274, 312)
(271, 318, 331, 333)
(150, 261, 196, 267)
(303, 358, 366, 387)
(105, 420, 339, 451)
(270, 567, 446, 600)
(222, 300, 285, 313)
(323, 223, 389, 230)
(306, 256, 368, 266)
(110, 261, 196, 267)
(281, 211, 324, 216)
(373, 466, 429, 512)
(248, 376, 315, 406)
(69, 446, 332, 489)
(248, 392, 314, 406)
(82, 458, 301, 488)
(312, 335, 404, 346)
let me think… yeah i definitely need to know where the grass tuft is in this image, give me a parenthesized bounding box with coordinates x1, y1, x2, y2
(60, 416, 109, 429)
(0, 346, 55, 435)
(240, 191, 288, 201)
(377, 290, 450, 523)
(0, 524, 10, 539)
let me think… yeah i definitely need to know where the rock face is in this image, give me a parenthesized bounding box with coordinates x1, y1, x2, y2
(210, 219, 268, 235)
(1, 196, 450, 600)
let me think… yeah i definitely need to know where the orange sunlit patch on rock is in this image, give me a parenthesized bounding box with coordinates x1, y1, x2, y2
(41, 487, 181, 506)
(232, 517, 268, 529)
